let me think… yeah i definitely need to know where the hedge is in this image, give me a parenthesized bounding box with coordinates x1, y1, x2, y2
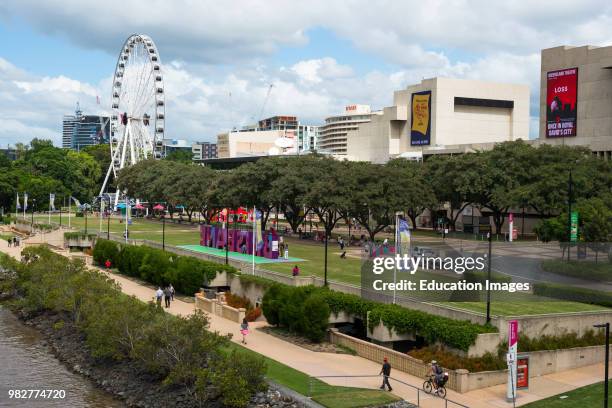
(261, 283, 496, 350)
(533, 282, 612, 308)
(93, 239, 238, 295)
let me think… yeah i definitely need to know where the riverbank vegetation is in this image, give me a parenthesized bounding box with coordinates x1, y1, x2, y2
(1, 247, 266, 407)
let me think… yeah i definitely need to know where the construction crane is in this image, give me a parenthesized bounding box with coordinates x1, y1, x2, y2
(257, 84, 274, 129)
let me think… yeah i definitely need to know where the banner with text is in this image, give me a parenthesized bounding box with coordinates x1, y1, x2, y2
(410, 90, 431, 146)
(546, 68, 578, 138)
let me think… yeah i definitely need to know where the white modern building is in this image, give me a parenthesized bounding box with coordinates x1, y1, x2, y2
(217, 129, 295, 158)
(297, 124, 320, 153)
(346, 78, 530, 163)
(318, 105, 382, 157)
(539, 45, 612, 158)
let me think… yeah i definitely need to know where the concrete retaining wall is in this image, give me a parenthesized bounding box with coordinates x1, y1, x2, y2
(194, 293, 246, 323)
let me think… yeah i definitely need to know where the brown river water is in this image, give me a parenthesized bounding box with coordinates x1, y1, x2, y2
(0, 306, 124, 408)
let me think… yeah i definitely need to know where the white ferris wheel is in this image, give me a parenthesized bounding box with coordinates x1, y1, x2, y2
(99, 33, 165, 208)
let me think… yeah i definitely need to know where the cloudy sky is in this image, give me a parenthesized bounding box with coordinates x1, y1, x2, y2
(1, 0, 612, 146)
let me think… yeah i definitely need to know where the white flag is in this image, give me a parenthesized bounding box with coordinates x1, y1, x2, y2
(24, 193, 28, 211)
(71, 196, 81, 208)
(49, 193, 56, 211)
(16, 193, 21, 210)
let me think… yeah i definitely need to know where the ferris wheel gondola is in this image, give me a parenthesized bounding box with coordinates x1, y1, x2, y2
(99, 34, 165, 208)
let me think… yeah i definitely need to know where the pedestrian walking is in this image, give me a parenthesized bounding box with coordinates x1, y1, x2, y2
(379, 357, 392, 391)
(169, 284, 175, 301)
(163, 286, 172, 308)
(240, 318, 249, 344)
(292, 265, 300, 277)
(155, 287, 163, 307)
(7, 237, 11, 247)
(104, 259, 111, 269)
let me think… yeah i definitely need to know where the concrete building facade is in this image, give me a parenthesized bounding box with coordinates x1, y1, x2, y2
(539, 45, 612, 158)
(319, 105, 381, 157)
(217, 129, 288, 158)
(346, 78, 530, 163)
(192, 141, 218, 160)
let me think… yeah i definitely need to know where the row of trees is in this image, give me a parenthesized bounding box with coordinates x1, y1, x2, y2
(116, 140, 611, 242)
(0, 139, 111, 211)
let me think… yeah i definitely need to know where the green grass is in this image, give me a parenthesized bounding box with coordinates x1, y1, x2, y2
(227, 342, 399, 408)
(0, 233, 15, 242)
(39, 215, 609, 315)
(542, 259, 612, 282)
(522, 382, 604, 408)
(446, 301, 608, 316)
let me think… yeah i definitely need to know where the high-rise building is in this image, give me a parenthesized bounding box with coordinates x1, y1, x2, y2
(539, 45, 612, 158)
(297, 124, 319, 153)
(192, 141, 218, 160)
(62, 104, 110, 150)
(318, 105, 379, 157)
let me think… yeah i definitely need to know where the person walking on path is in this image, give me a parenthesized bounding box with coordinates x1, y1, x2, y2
(240, 318, 249, 344)
(169, 284, 175, 301)
(7, 237, 11, 247)
(292, 265, 300, 277)
(379, 357, 392, 391)
(155, 287, 163, 307)
(163, 286, 172, 308)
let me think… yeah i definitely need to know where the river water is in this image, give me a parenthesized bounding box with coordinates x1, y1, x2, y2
(0, 306, 124, 408)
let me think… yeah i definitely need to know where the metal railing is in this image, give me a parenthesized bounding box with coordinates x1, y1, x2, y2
(308, 375, 470, 408)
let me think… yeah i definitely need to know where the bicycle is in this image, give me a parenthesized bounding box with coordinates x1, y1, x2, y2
(423, 374, 447, 398)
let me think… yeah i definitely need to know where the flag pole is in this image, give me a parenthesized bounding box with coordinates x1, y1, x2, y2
(48, 194, 51, 225)
(393, 213, 398, 305)
(252, 206, 256, 275)
(68, 197, 71, 228)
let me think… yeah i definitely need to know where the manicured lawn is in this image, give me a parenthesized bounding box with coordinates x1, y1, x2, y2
(227, 343, 400, 408)
(542, 259, 612, 282)
(446, 300, 607, 316)
(522, 382, 604, 408)
(39, 215, 609, 316)
(0, 233, 14, 242)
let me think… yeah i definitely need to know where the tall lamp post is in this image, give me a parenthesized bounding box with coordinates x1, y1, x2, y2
(567, 169, 573, 262)
(225, 211, 230, 265)
(594, 323, 610, 408)
(162, 210, 166, 251)
(84, 205, 88, 235)
(106, 199, 111, 240)
(486, 231, 492, 324)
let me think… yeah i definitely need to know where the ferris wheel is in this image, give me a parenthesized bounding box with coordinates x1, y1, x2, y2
(99, 33, 165, 208)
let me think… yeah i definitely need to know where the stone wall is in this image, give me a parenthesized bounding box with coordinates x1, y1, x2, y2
(194, 293, 246, 323)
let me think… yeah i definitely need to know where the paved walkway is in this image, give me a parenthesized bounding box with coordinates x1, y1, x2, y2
(0, 229, 606, 408)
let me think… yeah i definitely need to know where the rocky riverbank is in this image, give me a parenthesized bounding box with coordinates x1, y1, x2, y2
(15, 309, 306, 408)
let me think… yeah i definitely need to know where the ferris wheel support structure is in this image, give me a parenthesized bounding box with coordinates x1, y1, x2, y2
(99, 33, 166, 209)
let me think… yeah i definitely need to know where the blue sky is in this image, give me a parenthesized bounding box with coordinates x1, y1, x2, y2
(1, 0, 612, 146)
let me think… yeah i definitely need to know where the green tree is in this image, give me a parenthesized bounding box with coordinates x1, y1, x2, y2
(164, 149, 193, 163)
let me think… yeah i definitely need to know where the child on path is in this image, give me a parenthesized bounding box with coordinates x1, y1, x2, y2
(240, 318, 249, 344)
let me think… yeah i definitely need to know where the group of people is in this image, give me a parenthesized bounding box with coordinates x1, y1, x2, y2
(6, 236, 20, 247)
(155, 284, 175, 308)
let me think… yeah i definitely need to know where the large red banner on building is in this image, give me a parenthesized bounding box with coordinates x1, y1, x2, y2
(546, 68, 578, 138)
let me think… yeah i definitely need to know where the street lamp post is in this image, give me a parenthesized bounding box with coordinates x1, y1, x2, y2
(59, 196, 63, 228)
(84, 206, 88, 235)
(107, 202, 111, 240)
(324, 231, 328, 286)
(567, 169, 573, 262)
(486, 231, 492, 324)
(162, 211, 166, 251)
(225, 212, 230, 265)
(594, 323, 610, 408)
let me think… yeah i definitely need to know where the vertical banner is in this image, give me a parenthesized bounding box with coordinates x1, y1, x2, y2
(508, 213, 514, 242)
(396, 217, 412, 260)
(410, 90, 432, 146)
(23, 193, 28, 219)
(570, 211, 579, 242)
(254, 209, 263, 254)
(507, 320, 518, 402)
(546, 68, 578, 138)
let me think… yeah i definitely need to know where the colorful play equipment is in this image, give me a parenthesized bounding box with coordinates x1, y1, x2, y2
(200, 224, 280, 259)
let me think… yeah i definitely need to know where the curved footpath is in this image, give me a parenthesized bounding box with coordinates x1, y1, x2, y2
(0, 230, 605, 408)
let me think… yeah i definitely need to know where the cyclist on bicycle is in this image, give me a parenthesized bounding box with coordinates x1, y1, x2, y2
(427, 360, 444, 388)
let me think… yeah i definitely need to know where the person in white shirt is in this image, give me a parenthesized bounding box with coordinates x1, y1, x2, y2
(155, 287, 163, 307)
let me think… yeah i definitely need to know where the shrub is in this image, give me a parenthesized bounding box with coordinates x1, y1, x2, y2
(92, 239, 120, 266)
(117, 245, 147, 277)
(302, 295, 330, 342)
(226, 292, 252, 310)
(408, 345, 506, 372)
(498, 330, 606, 353)
(533, 282, 612, 307)
(261, 284, 284, 326)
(173, 256, 216, 295)
(139, 249, 173, 285)
(245, 307, 261, 322)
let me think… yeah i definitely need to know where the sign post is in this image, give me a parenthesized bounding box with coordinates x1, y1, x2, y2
(507, 320, 518, 403)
